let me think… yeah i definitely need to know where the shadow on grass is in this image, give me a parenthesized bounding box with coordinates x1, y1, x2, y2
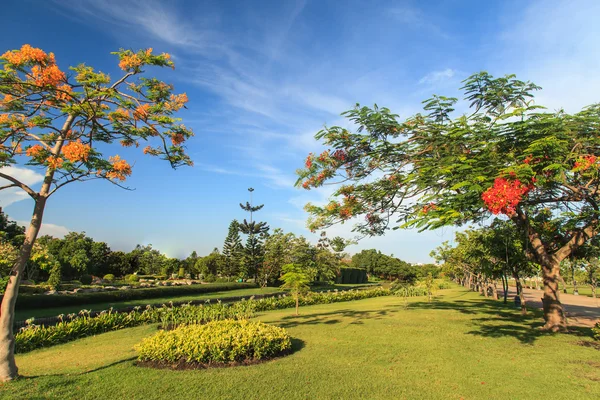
(404, 297, 594, 345)
(275, 308, 390, 329)
(18, 357, 137, 380)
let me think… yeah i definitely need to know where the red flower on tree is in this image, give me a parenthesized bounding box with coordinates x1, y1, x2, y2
(482, 178, 532, 215)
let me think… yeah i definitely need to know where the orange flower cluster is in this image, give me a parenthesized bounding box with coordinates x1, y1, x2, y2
(1, 44, 55, 66)
(133, 104, 151, 121)
(143, 146, 153, 155)
(0, 114, 9, 124)
(55, 84, 73, 101)
(171, 133, 185, 145)
(62, 140, 91, 163)
(109, 108, 131, 122)
(166, 93, 188, 111)
(46, 156, 64, 170)
(119, 54, 143, 71)
(26, 144, 44, 158)
(107, 155, 132, 181)
(1, 94, 14, 105)
(31, 64, 65, 87)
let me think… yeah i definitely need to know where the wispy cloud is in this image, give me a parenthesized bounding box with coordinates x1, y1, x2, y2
(418, 68, 456, 85)
(388, 6, 450, 39)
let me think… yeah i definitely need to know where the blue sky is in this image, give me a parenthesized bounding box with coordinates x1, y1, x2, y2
(1, 0, 599, 262)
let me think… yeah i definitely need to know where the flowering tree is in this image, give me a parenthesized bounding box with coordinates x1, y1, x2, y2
(0, 45, 193, 381)
(296, 72, 600, 331)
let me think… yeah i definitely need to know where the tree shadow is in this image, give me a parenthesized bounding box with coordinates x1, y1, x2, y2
(18, 356, 137, 379)
(405, 298, 595, 344)
(274, 308, 390, 329)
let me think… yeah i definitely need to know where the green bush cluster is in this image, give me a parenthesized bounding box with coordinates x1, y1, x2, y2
(103, 274, 115, 282)
(124, 274, 140, 283)
(593, 322, 600, 341)
(15, 300, 255, 353)
(135, 320, 292, 365)
(10, 282, 256, 310)
(251, 287, 392, 312)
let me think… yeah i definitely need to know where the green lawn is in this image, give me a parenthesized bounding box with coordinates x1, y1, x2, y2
(2, 287, 598, 399)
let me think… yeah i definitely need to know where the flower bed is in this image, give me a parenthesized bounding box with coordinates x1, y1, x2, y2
(135, 320, 292, 369)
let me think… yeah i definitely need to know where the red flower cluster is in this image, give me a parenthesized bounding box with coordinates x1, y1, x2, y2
(422, 203, 437, 214)
(332, 149, 347, 162)
(305, 153, 314, 169)
(482, 178, 532, 215)
(574, 155, 597, 171)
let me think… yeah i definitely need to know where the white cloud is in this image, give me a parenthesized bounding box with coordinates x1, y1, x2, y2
(0, 166, 43, 208)
(388, 6, 450, 39)
(418, 68, 456, 85)
(16, 220, 70, 238)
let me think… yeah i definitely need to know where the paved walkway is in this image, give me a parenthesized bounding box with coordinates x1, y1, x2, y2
(506, 287, 600, 327)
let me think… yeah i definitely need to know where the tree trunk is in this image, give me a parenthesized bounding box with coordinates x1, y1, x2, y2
(295, 296, 299, 316)
(492, 280, 498, 300)
(540, 260, 566, 331)
(501, 274, 508, 304)
(0, 197, 46, 381)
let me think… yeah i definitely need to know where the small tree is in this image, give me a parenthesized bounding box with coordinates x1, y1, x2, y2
(239, 188, 269, 280)
(0, 44, 192, 381)
(222, 220, 244, 279)
(280, 263, 310, 315)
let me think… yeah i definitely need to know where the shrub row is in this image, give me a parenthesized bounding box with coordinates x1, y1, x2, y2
(11, 282, 257, 310)
(593, 322, 600, 341)
(15, 300, 255, 353)
(135, 320, 291, 365)
(15, 288, 393, 353)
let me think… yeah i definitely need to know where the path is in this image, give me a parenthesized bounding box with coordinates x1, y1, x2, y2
(505, 287, 600, 327)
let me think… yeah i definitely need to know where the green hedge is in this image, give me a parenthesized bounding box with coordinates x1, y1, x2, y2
(335, 267, 368, 284)
(593, 322, 600, 341)
(10, 282, 257, 310)
(135, 320, 291, 365)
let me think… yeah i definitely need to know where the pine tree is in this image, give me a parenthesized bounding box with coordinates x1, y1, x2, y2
(222, 220, 243, 279)
(239, 188, 269, 280)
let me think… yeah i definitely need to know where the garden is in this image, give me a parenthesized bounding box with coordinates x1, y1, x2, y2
(0, 38, 599, 400)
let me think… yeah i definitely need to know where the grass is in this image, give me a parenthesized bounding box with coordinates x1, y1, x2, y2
(1, 287, 598, 399)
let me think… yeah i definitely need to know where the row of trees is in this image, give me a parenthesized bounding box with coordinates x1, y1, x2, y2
(431, 220, 599, 311)
(350, 249, 439, 282)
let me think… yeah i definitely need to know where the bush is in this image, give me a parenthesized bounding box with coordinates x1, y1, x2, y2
(203, 274, 216, 283)
(9, 282, 257, 310)
(103, 274, 115, 283)
(80, 275, 93, 285)
(593, 322, 600, 341)
(336, 267, 368, 284)
(47, 264, 62, 290)
(135, 320, 291, 366)
(127, 274, 140, 283)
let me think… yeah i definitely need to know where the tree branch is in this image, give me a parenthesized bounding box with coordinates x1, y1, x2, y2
(0, 173, 38, 200)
